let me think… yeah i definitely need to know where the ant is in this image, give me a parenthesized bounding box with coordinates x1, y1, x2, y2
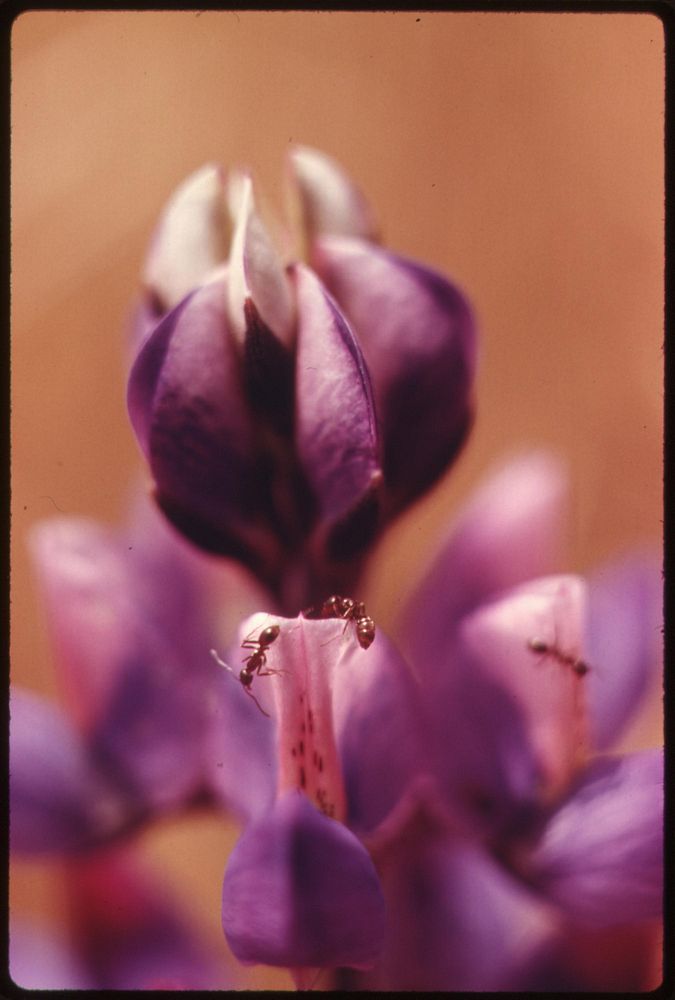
(527, 636, 590, 677)
(210, 623, 282, 717)
(303, 595, 376, 650)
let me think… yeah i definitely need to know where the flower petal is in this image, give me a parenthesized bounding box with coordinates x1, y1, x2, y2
(457, 575, 590, 808)
(222, 791, 385, 970)
(293, 264, 382, 553)
(312, 235, 476, 511)
(9, 688, 136, 855)
(331, 627, 429, 835)
(227, 174, 295, 348)
(399, 451, 568, 683)
(585, 551, 663, 750)
(143, 164, 230, 312)
(28, 512, 216, 811)
(527, 749, 663, 927)
(287, 145, 379, 244)
(127, 276, 282, 571)
(360, 801, 557, 991)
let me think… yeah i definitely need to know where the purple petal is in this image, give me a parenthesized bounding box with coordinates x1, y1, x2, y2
(10, 920, 93, 989)
(143, 163, 230, 312)
(331, 627, 430, 834)
(399, 451, 568, 676)
(203, 663, 278, 822)
(361, 797, 556, 991)
(585, 551, 663, 750)
(287, 145, 379, 243)
(9, 688, 135, 855)
(293, 263, 382, 548)
(127, 276, 282, 570)
(29, 514, 213, 811)
(222, 791, 385, 970)
(69, 849, 232, 989)
(528, 749, 663, 927)
(312, 235, 476, 511)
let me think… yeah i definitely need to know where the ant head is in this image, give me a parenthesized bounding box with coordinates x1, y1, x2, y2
(239, 669, 253, 687)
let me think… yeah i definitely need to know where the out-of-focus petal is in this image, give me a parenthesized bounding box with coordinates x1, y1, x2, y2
(127, 276, 282, 571)
(228, 174, 295, 347)
(293, 263, 382, 554)
(527, 749, 663, 927)
(9, 688, 136, 855)
(68, 849, 232, 989)
(399, 451, 568, 675)
(9, 920, 93, 989)
(29, 514, 214, 812)
(312, 235, 476, 511)
(360, 802, 557, 991)
(143, 164, 230, 312)
(585, 551, 663, 750)
(287, 145, 379, 244)
(221, 791, 385, 970)
(458, 576, 590, 808)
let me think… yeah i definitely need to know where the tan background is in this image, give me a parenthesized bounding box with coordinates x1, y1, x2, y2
(11, 11, 663, 990)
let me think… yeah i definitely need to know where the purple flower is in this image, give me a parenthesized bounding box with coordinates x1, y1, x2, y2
(10, 846, 231, 989)
(127, 148, 476, 606)
(207, 453, 661, 990)
(10, 491, 269, 855)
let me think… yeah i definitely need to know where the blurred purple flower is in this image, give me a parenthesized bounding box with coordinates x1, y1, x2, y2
(10, 846, 231, 990)
(10, 491, 271, 856)
(127, 148, 476, 607)
(207, 453, 662, 991)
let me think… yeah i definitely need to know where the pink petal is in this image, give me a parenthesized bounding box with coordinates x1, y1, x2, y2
(459, 575, 591, 804)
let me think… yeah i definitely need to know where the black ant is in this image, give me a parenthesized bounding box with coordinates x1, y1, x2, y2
(303, 595, 376, 650)
(527, 636, 590, 677)
(210, 623, 282, 717)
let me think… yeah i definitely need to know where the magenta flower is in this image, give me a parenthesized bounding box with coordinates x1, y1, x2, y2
(127, 148, 476, 606)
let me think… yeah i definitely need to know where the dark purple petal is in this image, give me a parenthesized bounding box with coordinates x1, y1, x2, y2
(143, 163, 230, 312)
(293, 263, 382, 548)
(312, 235, 476, 511)
(287, 145, 379, 243)
(9, 688, 136, 855)
(585, 551, 663, 750)
(10, 921, 93, 989)
(399, 451, 568, 676)
(69, 849, 232, 989)
(361, 797, 556, 991)
(527, 749, 663, 927)
(222, 791, 385, 970)
(127, 275, 283, 570)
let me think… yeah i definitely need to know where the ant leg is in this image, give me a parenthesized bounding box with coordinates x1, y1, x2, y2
(257, 667, 288, 677)
(210, 649, 234, 674)
(244, 687, 271, 718)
